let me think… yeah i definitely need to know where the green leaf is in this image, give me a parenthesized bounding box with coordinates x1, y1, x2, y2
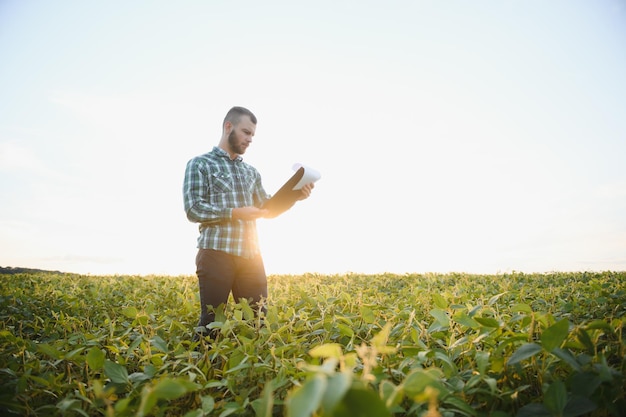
(443, 395, 478, 416)
(150, 335, 168, 353)
(512, 303, 533, 313)
(309, 343, 342, 359)
(430, 309, 450, 327)
(251, 381, 273, 417)
(121, 306, 138, 319)
(541, 318, 569, 352)
(86, 346, 105, 371)
(551, 348, 582, 372)
(507, 343, 542, 366)
(337, 323, 354, 338)
(569, 372, 602, 397)
(401, 368, 446, 398)
(434, 351, 457, 377)
(433, 293, 448, 309)
(474, 351, 490, 375)
(487, 292, 507, 306)
(543, 380, 567, 415)
(371, 323, 393, 352)
(452, 311, 480, 328)
(286, 374, 327, 417)
(332, 387, 392, 417)
(360, 306, 376, 324)
(585, 319, 612, 331)
(138, 377, 199, 417)
(562, 395, 597, 417)
(241, 301, 255, 321)
(517, 403, 553, 417)
(321, 372, 351, 414)
(474, 316, 500, 328)
(37, 343, 63, 359)
(576, 328, 595, 354)
(104, 360, 129, 384)
(379, 380, 402, 409)
(152, 377, 197, 399)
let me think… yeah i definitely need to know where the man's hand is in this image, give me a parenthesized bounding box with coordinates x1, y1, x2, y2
(232, 207, 269, 220)
(297, 183, 315, 201)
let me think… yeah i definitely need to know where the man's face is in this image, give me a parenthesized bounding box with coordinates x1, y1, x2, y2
(227, 116, 256, 156)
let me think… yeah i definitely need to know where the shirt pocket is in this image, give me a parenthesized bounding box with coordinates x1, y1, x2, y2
(210, 171, 233, 194)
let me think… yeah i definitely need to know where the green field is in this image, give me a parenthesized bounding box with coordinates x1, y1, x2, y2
(1, 270, 625, 416)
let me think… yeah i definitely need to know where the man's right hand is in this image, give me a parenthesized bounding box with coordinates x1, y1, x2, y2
(232, 207, 269, 221)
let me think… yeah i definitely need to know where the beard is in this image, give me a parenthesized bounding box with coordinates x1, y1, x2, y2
(228, 130, 248, 155)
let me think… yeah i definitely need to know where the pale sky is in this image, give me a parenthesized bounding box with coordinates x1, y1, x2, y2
(1, 0, 625, 276)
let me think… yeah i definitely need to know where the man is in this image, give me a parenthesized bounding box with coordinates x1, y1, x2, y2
(183, 106, 313, 342)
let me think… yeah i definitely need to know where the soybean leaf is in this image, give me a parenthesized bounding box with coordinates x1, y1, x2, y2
(543, 380, 567, 415)
(433, 293, 448, 309)
(562, 395, 597, 417)
(251, 381, 273, 417)
(541, 319, 569, 352)
(474, 317, 500, 328)
(138, 377, 200, 417)
(104, 360, 129, 384)
(517, 403, 552, 417)
(430, 309, 450, 327)
(360, 306, 376, 324)
(443, 395, 478, 416)
(321, 372, 351, 414)
(551, 348, 582, 372)
(309, 343, 342, 359)
(150, 335, 168, 353)
(286, 374, 327, 417)
(402, 368, 447, 398)
(512, 303, 533, 314)
(37, 343, 63, 360)
(332, 387, 392, 417)
(86, 347, 105, 371)
(507, 343, 542, 366)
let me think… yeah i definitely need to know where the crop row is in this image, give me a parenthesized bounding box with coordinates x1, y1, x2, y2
(0, 271, 625, 416)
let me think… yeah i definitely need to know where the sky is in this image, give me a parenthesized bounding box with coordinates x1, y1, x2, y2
(1, 0, 625, 276)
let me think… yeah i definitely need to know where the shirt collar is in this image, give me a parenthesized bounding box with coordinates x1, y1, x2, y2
(212, 146, 243, 162)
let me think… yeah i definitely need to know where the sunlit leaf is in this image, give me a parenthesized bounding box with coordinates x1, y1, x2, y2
(86, 346, 105, 371)
(512, 303, 533, 313)
(121, 306, 138, 319)
(433, 293, 448, 309)
(309, 343, 342, 359)
(360, 306, 376, 324)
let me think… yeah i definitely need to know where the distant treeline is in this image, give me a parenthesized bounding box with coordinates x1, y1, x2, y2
(0, 266, 65, 275)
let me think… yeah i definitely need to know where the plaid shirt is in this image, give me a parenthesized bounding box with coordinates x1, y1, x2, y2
(183, 146, 269, 258)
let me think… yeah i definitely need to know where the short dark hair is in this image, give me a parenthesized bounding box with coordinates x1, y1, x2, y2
(223, 106, 257, 127)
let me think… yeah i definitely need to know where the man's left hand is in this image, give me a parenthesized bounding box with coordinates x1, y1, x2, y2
(297, 183, 314, 200)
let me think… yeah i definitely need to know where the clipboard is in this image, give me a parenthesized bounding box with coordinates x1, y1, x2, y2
(262, 164, 321, 217)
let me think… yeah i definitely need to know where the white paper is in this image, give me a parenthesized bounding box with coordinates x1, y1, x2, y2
(291, 163, 321, 190)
